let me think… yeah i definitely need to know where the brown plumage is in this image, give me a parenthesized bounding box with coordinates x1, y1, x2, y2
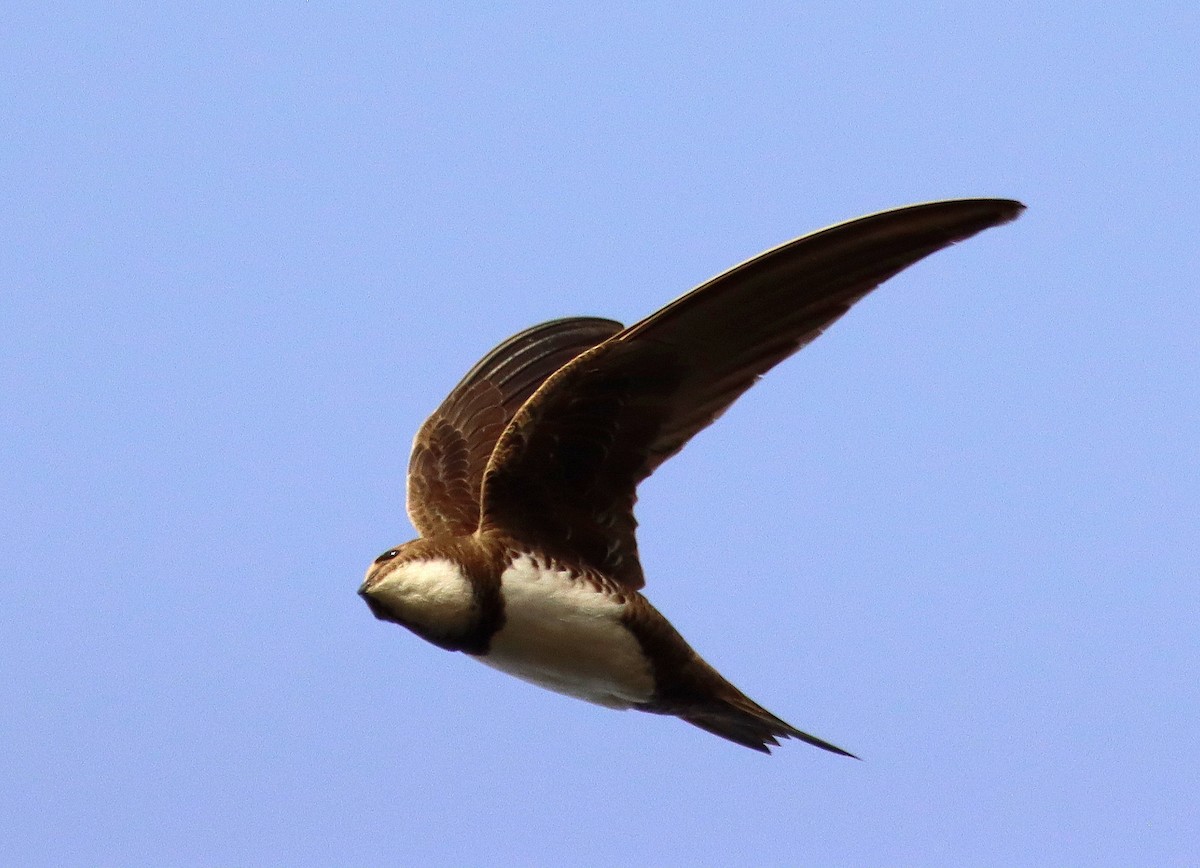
(406, 318, 623, 537)
(362, 198, 1024, 754)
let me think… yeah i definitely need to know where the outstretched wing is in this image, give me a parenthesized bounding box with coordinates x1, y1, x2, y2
(479, 198, 1024, 588)
(406, 317, 623, 537)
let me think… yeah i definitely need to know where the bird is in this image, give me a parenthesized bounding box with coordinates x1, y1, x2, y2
(359, 198, 1024, 755)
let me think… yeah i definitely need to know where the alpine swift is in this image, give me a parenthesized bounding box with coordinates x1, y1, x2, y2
(360, 198, 1024, 754)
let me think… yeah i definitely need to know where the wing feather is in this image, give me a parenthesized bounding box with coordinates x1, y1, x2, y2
(479, 199, 1024, 587)
(405, 317, 623, 536)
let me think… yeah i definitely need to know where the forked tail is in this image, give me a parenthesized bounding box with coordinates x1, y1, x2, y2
(681, 692, 858, 757)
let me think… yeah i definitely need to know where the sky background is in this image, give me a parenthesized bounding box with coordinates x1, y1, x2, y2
(2, 3, 1197, 865)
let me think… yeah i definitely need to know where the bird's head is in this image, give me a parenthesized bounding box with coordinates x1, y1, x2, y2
(358, 539, 478, 648)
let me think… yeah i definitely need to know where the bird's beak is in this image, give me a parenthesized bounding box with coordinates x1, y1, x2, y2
(359, 558, 388, 596)
(359, 560, 400, 622)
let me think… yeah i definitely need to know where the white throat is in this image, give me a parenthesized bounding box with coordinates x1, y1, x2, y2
(368, 557, 475, 632)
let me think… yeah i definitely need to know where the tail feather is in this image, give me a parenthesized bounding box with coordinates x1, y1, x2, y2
(623, 594, 857, 756)
(681, 694, 858, 757)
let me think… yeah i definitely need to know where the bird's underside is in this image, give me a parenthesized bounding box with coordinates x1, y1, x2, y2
(360, 198, 1024, 754)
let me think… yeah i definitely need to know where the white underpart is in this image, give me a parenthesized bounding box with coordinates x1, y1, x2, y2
(368, 558, 475, 634)
(481, 555, 654, 709)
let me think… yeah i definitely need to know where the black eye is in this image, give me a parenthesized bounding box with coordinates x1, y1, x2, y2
(374, 548, 400, 564)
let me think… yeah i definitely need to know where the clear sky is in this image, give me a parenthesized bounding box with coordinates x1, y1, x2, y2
(2, 3, 1196, 865)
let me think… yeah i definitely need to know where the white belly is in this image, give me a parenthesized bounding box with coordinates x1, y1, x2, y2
(478, 555, 655, 709)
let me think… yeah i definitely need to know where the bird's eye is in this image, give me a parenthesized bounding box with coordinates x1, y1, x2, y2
(374, 548, 400, 564)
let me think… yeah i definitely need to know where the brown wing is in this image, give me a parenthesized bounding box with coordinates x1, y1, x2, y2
(406, 317, 623, 537)
(479, 198, 1025, 588)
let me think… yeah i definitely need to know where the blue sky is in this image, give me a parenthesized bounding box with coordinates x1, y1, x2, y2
(2, 3, 1196, 865)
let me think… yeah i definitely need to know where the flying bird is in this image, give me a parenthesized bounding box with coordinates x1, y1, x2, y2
(360, 198, 1024, 754)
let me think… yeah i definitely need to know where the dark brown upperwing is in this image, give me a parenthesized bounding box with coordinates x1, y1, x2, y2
(479, 199, 1024, 588)
(406, 317, 622, 537)
(620, 198, 1025, 471)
